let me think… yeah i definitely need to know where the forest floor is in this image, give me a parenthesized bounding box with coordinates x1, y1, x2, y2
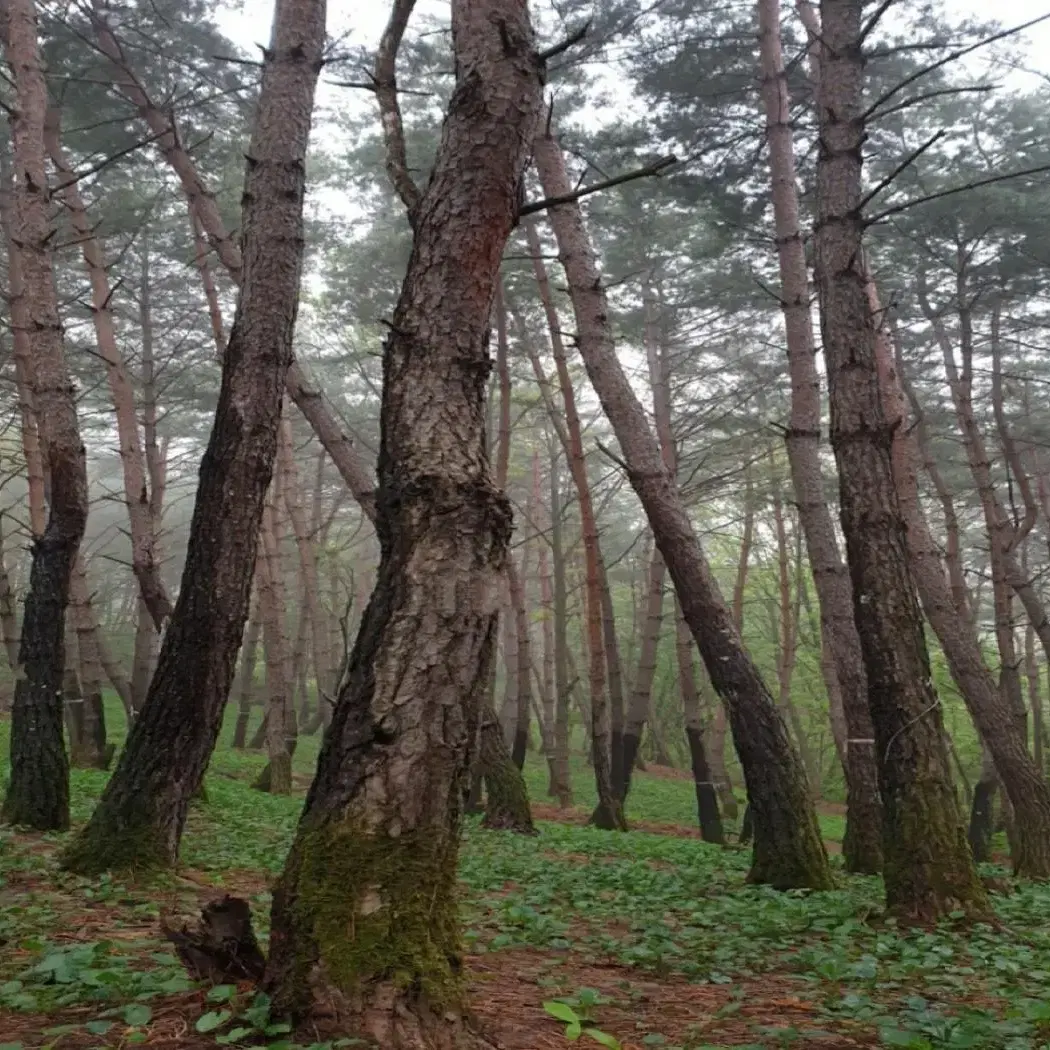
(2, 712, 1049, 1050)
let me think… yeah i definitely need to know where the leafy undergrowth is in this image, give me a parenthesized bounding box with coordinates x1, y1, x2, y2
(1, 723, 1046, 1049)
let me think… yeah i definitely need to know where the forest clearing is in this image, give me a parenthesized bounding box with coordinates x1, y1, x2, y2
(4, 0, 1050, 1047)
(4, 709, 1050, 1050)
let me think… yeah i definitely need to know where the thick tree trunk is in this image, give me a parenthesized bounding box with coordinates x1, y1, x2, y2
(61, 0, 324, 871)
(523, 216, 624, 832)
(532, 131, 830, 890)
(874, 284, 1050, 880)
(264, 5, 543, 1039)
(756, 0, 881, 873)
(675, 601, 724, 843)
(814, 0, 987, 920)
(1, 0, 89, 832)
(46, 109, 170, 631)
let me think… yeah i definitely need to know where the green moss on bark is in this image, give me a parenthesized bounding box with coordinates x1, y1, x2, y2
(278, 818, 464, 1014)
(60, 810, 170, 876)
(482, 755, 536, 835)
(884, 791, 990, 923)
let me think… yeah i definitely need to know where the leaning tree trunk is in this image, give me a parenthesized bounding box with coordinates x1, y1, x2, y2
(756, 0, 881, 873)
(61, 0, 324, 872)
(1, 0, 89, 832)
(88, 0, 377, 521)
(814, 0, 986, 921)
(532, 130, 831, 890)
(873, 282, 1050, 880)
(46, 108, 171, 631)
(263, 3, 543, 1040)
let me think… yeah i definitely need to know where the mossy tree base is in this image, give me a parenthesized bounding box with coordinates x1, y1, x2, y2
(476, 702, 535, 834)
(588, 799, 628, 831)
(481, 756, 536, 835)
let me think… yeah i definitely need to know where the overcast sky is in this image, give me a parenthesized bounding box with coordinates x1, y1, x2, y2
(217, 1, 1050, 71)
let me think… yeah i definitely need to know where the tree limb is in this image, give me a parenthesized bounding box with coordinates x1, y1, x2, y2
(374, 0, 421, 218)
(519, 155, 677, 217)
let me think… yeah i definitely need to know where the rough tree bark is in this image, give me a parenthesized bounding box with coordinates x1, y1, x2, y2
(1, 0, 89, 832)
(263, 2, 544, 1040)
(756, 0, 881, 873)
(873, 281, 1050, 880)
(532, 130, 831, 890)
(61, 0, 325, 871)
(814, 0, 987, 920)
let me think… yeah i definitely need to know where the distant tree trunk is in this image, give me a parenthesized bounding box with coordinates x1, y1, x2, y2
(1026, 619, 1043, 775)
(1, 0, 89, 832)
(523, 216, 624, 831)
(46, 109, 171, 631)
(0, 514, 20, 679)
(676, 600, 724, 843)
(62, 1, 324, 871)
(535, 451, 557, 786)
(532, 129, 830, 890)
(233, 594, 262, 749)
(756, 0, 881, 873)
(874, 282, 1050, 881)
(95, 634, 133, 721)
(815, 0, 987, 920)
(507, 558, 533, 769)
(255, 501, 294, 795)
(278, 418, 333, 705)
(968, 749, 998, 863)
(68, 559, 110, 770)
(599, 561, 627, 799)
(263, 3, 543, 1036)
(770, 449, 819, 793)
(623, 544, 664, 797)
(130, 599, 156, 715)
(0, 157, 47, 542)
(549, 440, 573, 808)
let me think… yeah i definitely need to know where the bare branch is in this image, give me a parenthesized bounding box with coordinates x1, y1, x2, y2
(538, 21, 591, 63)
(519, 155, 677, 217)
(861, 14, 1050, 122)
(866, 162, 1050, 226)
(374, 0, 421, 217)
(857, 129, 946, 213)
